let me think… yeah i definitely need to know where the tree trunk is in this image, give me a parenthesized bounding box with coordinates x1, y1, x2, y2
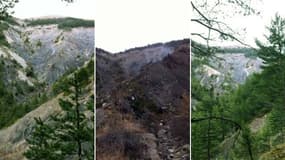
(246, 137, 254, 160)
(74, 77, 82, 160)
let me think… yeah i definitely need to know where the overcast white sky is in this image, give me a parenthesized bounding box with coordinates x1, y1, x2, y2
(242, 0, 285, 46)
(192, 0, 285, 48)
(13, 0, 94, 20)
(95, 0, 190, 53)
(13, 0, 189, 53)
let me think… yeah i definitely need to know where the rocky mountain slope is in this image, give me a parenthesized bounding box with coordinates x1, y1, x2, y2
(96, 39, 189, 160)
(0, 17, 94, 160)
(192, 50, 263, 89)
(192, 47, 263, 112)
(4, 17, 94, 83)
(0, 94, 62, 160)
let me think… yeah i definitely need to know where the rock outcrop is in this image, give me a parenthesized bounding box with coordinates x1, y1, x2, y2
(5, 19, 94, 83)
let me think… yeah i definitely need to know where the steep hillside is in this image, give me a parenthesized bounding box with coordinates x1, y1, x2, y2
(191, 46, 267, 159)
(96, 39, 189, 160)
(192, 48, 262, 93)
(5, 17, 94, 83)
(0, 94, 62, 160)
(0, 17, 94, 160)
(0, 59, 94, 160)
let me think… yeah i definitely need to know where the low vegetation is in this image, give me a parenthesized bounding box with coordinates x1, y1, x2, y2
(0, 21, 9, 47)
(97, 130, 145, 160)
(0, 60, 49, 128)
(52, 59, 93, 95)
(26, 17, 94, 29)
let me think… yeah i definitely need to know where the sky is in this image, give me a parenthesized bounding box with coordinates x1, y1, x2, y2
(13, 0, 95, 20)
(192, 0, 285, 48)
(95, 0, 190, 53)
(12, 0, 189, 53)
(243, 0, 285, 46)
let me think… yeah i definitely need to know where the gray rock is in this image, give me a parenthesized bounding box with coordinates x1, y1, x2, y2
(6, 21, 94, 84)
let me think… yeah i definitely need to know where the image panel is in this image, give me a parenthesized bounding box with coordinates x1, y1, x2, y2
(191, 0, 285, 159)
(95, 0, 190, 159)
(0, 0, 94, 159)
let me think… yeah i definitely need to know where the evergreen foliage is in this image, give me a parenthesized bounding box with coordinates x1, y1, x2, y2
(25, 72, 94, 160)
(192, 13, 285, 160)
(26, 17, 94, 29)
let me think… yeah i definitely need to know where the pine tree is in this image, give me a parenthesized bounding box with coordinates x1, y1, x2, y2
(24, 117, 64, 160)
(256, 13, 285, 142)
(25, 72, 94, 159)
(54, 73, 93, 159)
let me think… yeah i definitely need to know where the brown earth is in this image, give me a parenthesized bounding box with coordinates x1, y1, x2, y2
(96, 39, 190, 160)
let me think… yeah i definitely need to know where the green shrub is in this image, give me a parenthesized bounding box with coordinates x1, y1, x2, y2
(5, 16, 19, 26)
(52, 76, 71, 95)
(26, 17, 94, 29)
(25, 66, 35, 77)
(24, 37, 29, 44)
(52, 59, 94, 95)
(36, 40, 42, 47)
(0, 22, 9, 47)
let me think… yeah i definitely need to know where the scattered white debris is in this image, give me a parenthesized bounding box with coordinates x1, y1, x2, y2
(102, 103, 107, 108)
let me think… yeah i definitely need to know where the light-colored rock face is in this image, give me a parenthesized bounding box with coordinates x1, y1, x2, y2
(5, 21, 94, 83)
(202, 65, 221, 77)
(0, 18, 94, 159)
(17, 70, 34, 86)
(0, 94, 62, 160)
(115, 44, 174, 76)
(249, 114, 267, 133)
(194, 53, 263, 89)
(214, 53, 263, 83)
(0, 47, 27, 68)
(0, 45, 34, 93)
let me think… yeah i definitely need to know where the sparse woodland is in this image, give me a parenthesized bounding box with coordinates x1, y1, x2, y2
(192, 0, 285, 159)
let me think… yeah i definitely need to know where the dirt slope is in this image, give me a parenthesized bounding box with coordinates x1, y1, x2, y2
(96, 39, 189, 160)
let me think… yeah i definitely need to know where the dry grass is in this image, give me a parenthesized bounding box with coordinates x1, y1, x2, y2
(96, 105, 147, 159)
(96, 130, 146, 160)
(96, 108, 144, 137)
(169, 91, 190, 143)
(96, 152, 128, 160)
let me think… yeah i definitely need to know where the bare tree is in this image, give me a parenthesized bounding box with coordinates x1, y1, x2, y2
(191, 0, 261, 56)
